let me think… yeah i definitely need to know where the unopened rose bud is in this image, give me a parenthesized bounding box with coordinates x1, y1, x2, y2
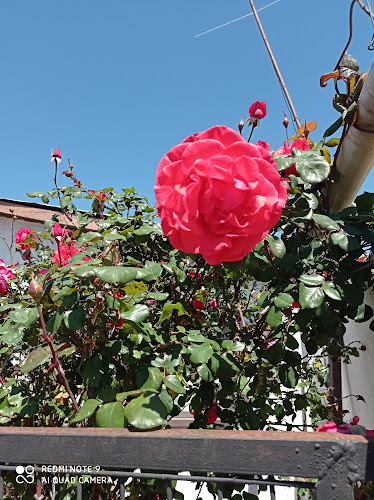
(52, 223, 63, 238)
(282, 113, 289, 129)
(238, 118, 245, 134)
(29, 274, 43, 304)
(52, 147, 62, 162)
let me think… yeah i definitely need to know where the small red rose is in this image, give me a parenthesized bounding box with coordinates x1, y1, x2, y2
(249, 101, 267, 120)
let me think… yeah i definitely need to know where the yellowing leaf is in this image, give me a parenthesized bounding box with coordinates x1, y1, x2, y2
(298, 121, 317, 136)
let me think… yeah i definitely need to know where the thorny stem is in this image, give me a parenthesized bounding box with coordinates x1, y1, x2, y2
(36, 304, 81, 416)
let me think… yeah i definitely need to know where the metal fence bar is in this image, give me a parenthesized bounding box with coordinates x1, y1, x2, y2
(119, 478, 125, 500)
(166, 479, 173, 500)
(77, 481, 82, 500)
(0, 470, 3, 500)
(0, 429, 369, 499)
(217, 483, 223, 500)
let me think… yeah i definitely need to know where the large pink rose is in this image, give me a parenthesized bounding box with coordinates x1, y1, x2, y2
(155, 125, 287, 265)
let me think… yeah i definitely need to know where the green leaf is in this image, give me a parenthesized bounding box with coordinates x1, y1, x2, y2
(137, 262, 163, 282)
(266, 306, 282, 328)
(276, 156, 295, 172)
(355, 304, 373, 323)
(355, 192, 374, 212)
(313, 214, 340, 231)
(20, 347, 50, 373)
(75, 266, 138, 285)
(274, 293, 294, 309)
(159, 302, 187, 324)
(64, 306, 86, 330)
(188, 343, 213, 364)
(323, 116, 343, 138)
(296, 153, 330, 184)
(266, 235, 286, 258)
(148, 292, 169, 301)
(164, 375, 186, 395)
(27, 191, 47, 198)
(121, 304, 149, 324)
(9, 309, 31, 324)
(60, 196, 71, 209)
(76, 232, 103, 248)
(47, 309, 64, 334)
(1, 328, 23, 345)
(138, 367, 163, 392)
(96, 402, 127, 428)
(116, 389, 146, 402)
(197, 363, 214, 382)
(299, 283, 324, 309)
(322, 282, 343, 301)
(279, 365, 298, 388)
(70, 399, 100, 423)
(299, 274, 325, 286)
(330, 231, 349, 251)
(159, 389, 173, 413)
(124, 391, 166, 430)
(63, 290, 80, 308)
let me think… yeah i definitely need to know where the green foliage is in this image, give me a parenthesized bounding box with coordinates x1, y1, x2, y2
(0, 141, 373, 499)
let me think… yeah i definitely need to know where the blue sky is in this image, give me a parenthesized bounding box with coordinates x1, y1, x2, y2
(1, 0, 374, 206)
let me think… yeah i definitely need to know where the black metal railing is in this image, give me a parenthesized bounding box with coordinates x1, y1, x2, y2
(0, 428, 372, 499)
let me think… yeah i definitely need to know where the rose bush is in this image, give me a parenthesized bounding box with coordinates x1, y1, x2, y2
(155, 125, 287, 265)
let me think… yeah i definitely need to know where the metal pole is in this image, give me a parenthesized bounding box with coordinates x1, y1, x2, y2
(248, 0, 301, 130)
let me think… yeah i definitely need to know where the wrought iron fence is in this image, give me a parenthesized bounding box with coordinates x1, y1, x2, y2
(0, 428, 372, 499)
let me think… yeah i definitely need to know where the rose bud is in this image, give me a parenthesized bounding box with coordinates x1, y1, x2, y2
(52, 147, 62, 160)
(52, 223, 63, 238)
(238, 118, 245, 134)
(29, 274, 43, 304)
(282, 113, 289, 129)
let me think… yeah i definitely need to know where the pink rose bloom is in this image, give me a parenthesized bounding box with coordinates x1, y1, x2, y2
(274, 139, 310, 176)
(249, 101, 267, 120)
(15, 228, 36, 250)
(210, 298, 218, 309)
(52, 223, 63, 238)
(256, 140, 270, 150)
(155, 125, 287, 265)
(0, 260, 15, 280)
(52, 243, 90, 266)
(316, 421, 337, 433)
(0, 276, 8, 295)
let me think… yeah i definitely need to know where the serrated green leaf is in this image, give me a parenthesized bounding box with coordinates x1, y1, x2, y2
(75, 266, 138, 285)
(188, 343, 213, 364)
(164, 375, 186, 394)
(274, 293, 294, 309)
(330, 231, 349, 251)
(266, 306, 283, 327)
(296, 153, 330, 184)
(96, 402, 127, 428)
(279, 364, 298, 388)
(1, 328, 23, 345)
(20, 347, 50, 373)
(313, 214, 340, 231)
(299, 274, 325, 286)
(299, 283, 324, 309)
(124, 391, 166, 430)
(60, 196, 71, 209)
(64, 306, 86, 330)
(70, 399, 100, 423)
(322, 282, 343, 301)
(276, 156, 295, 172)
(266, 235, 286, 258)
(121, 304, 149, 324)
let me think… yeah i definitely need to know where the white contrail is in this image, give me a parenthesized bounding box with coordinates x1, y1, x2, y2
(195, 0, 281, 38)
